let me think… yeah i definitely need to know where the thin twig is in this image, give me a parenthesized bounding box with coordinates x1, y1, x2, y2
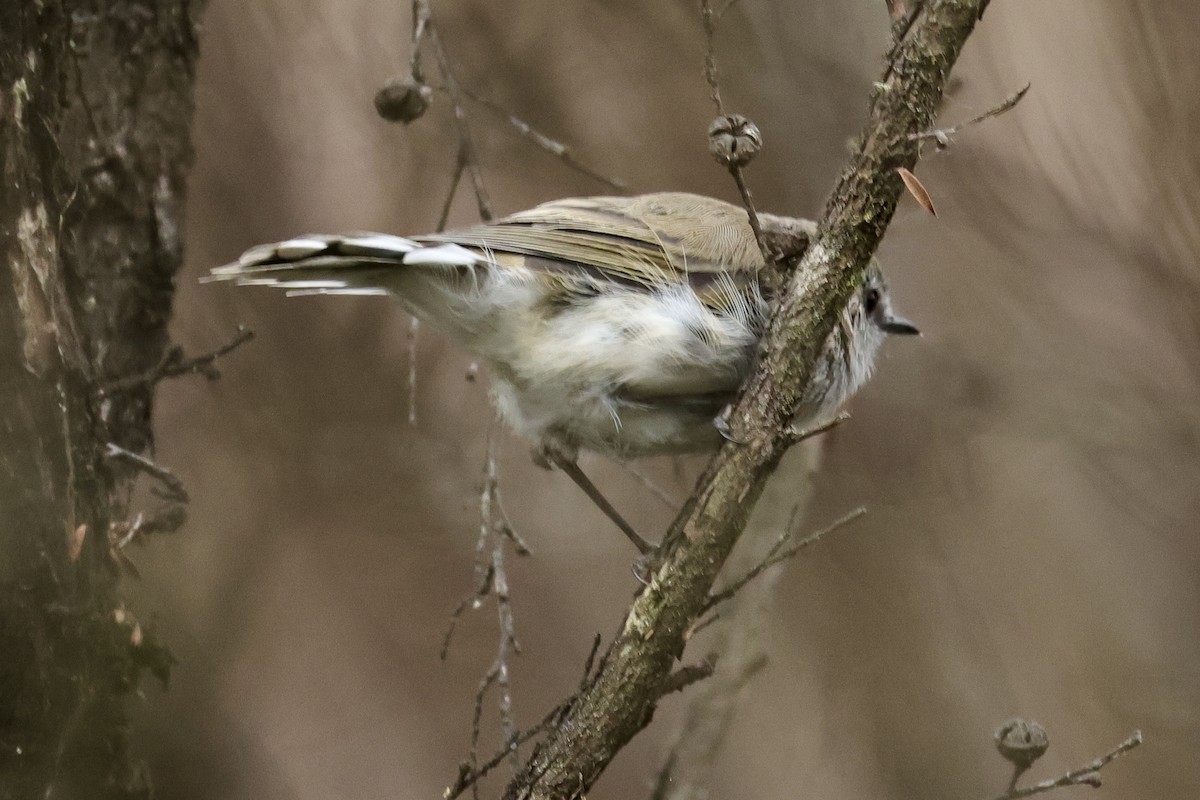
(659, 657, 718, 698)
(448, 695, 573, 800)
(446, 634, 606, 799)
(439, 561, 493, 661)
(490, 536, 521, 770)
(407, 0, 429, 77)
(406, 316, 420, 425)
(103, 443, 189, 503)
(684, 610, 721, 641)
(451, 644, 592, 798)
(700, 0, 773, 267)
(422, 0, 492, 221)
(578, 633, 603, 692)
(444, 425, 530, 794)
(982, 731, 1143, 800)
(436, 151, 466, 233)
(729, 165, 772, 266)
(910, 82, 1030, 148)
(702, 506, 866, 614)
(109, 504, 187, 551)
(98, 326, 253, 394)
(468, 663, 500, 800)
(778, 410, 852, 447)
(441, 85, 625, 192)
(700, 0, 725, 115)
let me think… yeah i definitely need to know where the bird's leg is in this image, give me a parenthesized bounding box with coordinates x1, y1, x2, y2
(533, 441, 655, 556)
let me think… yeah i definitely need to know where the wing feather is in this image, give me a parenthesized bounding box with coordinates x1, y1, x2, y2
(419, 192, 815, 312)
(420, 193, 763, 282)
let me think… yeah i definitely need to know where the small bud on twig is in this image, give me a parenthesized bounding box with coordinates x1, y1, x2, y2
(375, 75, 433, 124)
(708, 114, 762, 168)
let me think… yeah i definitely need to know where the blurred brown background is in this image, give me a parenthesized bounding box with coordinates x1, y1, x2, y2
(128, 1, 1198, 797)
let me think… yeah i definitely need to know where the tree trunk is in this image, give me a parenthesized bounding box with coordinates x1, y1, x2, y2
(0, 3, 204, 797)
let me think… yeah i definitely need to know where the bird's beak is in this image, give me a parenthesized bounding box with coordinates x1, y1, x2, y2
(880, 312, 920, 336)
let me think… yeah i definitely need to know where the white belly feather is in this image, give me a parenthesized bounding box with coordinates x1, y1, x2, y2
(398, 267, 762, 458)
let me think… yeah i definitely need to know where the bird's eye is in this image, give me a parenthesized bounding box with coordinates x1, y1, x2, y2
(864, 288, 881, 314)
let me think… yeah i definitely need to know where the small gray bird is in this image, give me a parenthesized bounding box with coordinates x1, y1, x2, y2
(209, 192, 917, 549)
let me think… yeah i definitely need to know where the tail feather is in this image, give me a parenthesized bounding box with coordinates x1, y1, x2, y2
(204, 233, 483, 295)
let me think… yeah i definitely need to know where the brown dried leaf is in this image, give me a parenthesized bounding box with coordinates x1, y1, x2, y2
(897, 166, 937, 216)
(67, 524, 87, 563)
(130, 622, 143, 647)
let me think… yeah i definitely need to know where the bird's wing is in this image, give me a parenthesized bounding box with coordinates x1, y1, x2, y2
(419, 192, 810, 296)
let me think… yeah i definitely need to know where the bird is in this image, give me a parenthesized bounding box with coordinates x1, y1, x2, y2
(207, 192, 918, 551)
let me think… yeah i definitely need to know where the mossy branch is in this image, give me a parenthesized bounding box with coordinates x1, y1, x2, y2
(500, 2, 987, 798)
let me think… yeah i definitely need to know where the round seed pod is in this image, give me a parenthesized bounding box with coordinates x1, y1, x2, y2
(994, 718, 1049, 769)
(708, 114, 763, 168)
(375, 76, 433, 124)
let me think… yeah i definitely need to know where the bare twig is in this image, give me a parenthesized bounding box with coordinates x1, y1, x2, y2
(728, 165, 772, 266)
(700, 0, 725, 115)
(110, 504, 187, 550)
(406, 316, 420, 425)
(982, 731, 1143, 800)
(778, 410, 851, 447)
(443, 85, 625, 192)
(103, 443, 188, 503)
(442, 426, 530, 795)
(98, 326, 253, 395)
(489, 536, 520, 770)
(910, 82, 1030, 148)
(683, 610, 721, 641)
(702, 506, 865, 614)
(578, 633, 603, 691)
(403, 7, 550, 785)
(449, 711, 547, 800)
(700, 0, 773, 267)
(659, 657, 717, 698)
(407, 0, 429, 77)
(436, 151, 467, 233)
(446, 635, 605, 800)
(419, 0, 492, 222)
(404, 0, 494, 433)
(439, 561, 493, 661)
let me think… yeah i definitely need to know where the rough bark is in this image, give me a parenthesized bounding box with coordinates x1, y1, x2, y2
(504, 2, 987, 798)
(651, 446, 823, 800)
(0, 3, 204, 798)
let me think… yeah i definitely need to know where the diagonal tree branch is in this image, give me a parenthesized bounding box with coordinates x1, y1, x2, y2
(501, 2, 988, 797)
